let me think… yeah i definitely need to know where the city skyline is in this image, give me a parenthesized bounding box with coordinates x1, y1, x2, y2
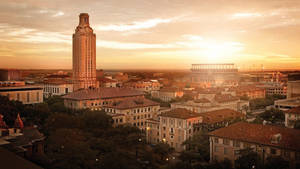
(1, 0, 300, 70)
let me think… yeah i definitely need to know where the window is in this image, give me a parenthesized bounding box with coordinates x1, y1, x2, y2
(271, 148, 276, 155)
(163, 127, 166, 131)
(36, 92, 39, 101)
(223, 139, 230, 145)
(214, 146, 218, 152)
(170, 128, 174, 133)
(283, 151, 290, 158)
(65, 88, 69, 94)
(27, 92, 30, 102)
(233, 141, 240, 147)
(224, 147, 229, 155)
(214, 138, 219, 144)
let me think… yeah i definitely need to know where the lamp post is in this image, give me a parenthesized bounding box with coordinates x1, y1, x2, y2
(136, 137, 142, 159)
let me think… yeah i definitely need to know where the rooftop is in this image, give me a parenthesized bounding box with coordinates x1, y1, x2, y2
(103, 97, 159, 109)
(62, 88, 144, 100)
(286, 106, 300, 115)
(214, 94, 239, 103)
(208, 122, 300, 151)
(199, 109, 244, 124)
(159, 108, 201, 119)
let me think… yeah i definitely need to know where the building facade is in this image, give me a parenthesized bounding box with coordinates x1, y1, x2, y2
(208, 122, 300, 168)
(146, 108, 202, 151)
(287, 81, 300, 99)
(43, 80, 73, 98)
(189, 63, 239, 87)
(62, 88, 144, 110)
(73, 13, 97, 91)
(151, 88, 184, 102)
(102, 97, 160, 130)
(274, 97, 300, 111)
(0, 81, 43, 104)
(284, 106, 300, 128)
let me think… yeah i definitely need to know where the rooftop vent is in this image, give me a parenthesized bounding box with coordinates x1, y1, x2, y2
(271, 133, 281, 144)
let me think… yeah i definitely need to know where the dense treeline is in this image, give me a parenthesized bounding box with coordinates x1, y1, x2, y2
(0, 95, 173, 169)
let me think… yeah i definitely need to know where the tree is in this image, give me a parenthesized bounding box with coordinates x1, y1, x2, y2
(294, 120, 300, 129)
(181, 130, 210, 162)
(259, 108, 285, 125)
(235, 148, 262, 169)
(264, 156, 289, 169)
(47, 128, 97, 169)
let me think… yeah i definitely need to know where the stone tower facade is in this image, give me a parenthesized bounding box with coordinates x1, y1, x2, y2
(73, 13, 97, 91)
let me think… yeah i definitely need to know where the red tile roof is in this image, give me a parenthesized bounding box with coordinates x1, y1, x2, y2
(200, 109, 244, 124)
(214, 94, 239, 103)
(194, 98, 211, 103)
(160, 87, 181, 93)
(103, 97, 159, 109)
(159, 108, 201, 119)
(286, 106, 300, 115)
(208, 122, 300, 151)
(62, 88, 144, 100)
(98, 77, 117, 83)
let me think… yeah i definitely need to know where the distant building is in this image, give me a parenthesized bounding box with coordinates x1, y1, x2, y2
(73, 13, 97, 90)
(171, 94, 249, 113)
(42, 80, 73, 98)
(226, 85, 265, 99)
(208, 122, 300, 168)
(0, 69, 21, 81)
(0, 81, 43, 104)
(62, 88, 144, 110)
(125, 80, 161, 93)
(102, 97, 160, 130)
(189, 63, 239, 87)
(98, 77, 118, 88)
(274, 97, 300, 111)
(151, 87, 184, 102)
(284, 106, 300, 128)
(287, 81, 300, 99)
(257, 82, 287, 96)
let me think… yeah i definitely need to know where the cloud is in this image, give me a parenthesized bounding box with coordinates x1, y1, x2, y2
(97, 40, 174, 49)
(52, 11, 64, 17)
(231, 12, 262, 19)
(96, 18, 173, 32)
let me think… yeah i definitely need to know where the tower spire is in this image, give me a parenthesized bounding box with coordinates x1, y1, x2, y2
(79, 13, 90, 26)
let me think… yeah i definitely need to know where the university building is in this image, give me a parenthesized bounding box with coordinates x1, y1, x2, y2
(62, 88, 144, 110)
(208, 122, 300, 168)
(72, 13, 97, 91)
(102, 97, 160, 130)
(189, 63, 239, 87)
(42, 80, 73, 98)
(0, 81, 43, 104)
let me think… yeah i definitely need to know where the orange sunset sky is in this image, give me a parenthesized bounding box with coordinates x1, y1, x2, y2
(0, 0, 300, 70)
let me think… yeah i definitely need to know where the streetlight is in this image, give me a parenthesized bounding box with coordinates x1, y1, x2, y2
(136, 138, 142, 159)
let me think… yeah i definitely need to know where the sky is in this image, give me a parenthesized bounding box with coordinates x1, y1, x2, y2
(1, 0, 300, 70)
